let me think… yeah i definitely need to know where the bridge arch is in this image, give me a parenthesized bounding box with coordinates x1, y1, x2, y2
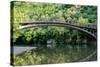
(19, 22, 96, 40)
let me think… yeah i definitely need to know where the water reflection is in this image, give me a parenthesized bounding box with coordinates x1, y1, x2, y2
(13, 42, 97, 66)
(53, 43, 97, 61)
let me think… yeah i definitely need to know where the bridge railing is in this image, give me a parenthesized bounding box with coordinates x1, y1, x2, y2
(19, 21, 97, 30)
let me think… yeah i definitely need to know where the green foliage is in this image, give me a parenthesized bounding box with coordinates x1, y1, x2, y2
(11, 1, 97, 46)
(11, 1, 97, 24)
(78, 16, 89, 25)
(13, 26, 69, 46)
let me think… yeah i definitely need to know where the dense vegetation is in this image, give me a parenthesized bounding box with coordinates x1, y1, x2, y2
(11, 1, 97, 25)
(11, 1, 97, 46)
(13, 26, 86, 48)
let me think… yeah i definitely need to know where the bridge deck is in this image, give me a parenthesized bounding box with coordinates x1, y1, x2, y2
(19, 22, 97, 30)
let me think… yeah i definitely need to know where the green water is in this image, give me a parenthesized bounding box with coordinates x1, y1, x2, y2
(13, 43, 97, 65)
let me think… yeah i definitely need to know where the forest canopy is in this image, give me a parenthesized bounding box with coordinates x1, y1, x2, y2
(11, 1, 97, 24)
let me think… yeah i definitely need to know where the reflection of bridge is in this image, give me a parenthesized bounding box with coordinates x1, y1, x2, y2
(19, 21, 97, 39)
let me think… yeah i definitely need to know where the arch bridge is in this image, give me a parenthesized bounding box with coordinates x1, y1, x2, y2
(19, 21, 97, 40)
